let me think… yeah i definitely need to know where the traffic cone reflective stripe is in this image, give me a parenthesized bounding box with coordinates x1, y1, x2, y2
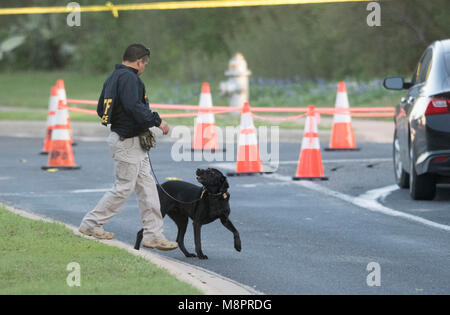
(235, 102, 263, 174)
(42, 100, 80, 170)
(293, 105, 327, 180)
(41, 86, 58, 154)
(54, 99, 70, 129)
(55, 79, 75, 144)
(326, 81, 359, 151)
(192, 82, 220, 150)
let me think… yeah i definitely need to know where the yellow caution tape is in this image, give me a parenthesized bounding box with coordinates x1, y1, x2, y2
(0, 0, 375, 16)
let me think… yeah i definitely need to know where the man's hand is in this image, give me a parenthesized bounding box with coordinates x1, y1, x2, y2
(158, 120, 170, 135)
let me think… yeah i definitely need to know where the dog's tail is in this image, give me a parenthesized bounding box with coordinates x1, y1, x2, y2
(134, 229, 144, 250)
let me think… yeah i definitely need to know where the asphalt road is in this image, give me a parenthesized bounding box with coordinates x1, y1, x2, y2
(1, 136, 449, 294)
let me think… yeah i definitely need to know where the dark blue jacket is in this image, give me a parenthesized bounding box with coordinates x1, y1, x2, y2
(97, 64, 161, 138)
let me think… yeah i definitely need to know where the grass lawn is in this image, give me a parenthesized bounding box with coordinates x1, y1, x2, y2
(0, 71, 404, 128)
(0, 205, 202, 295)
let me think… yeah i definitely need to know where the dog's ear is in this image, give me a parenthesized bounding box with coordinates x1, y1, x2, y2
(209, 168, 224, 177)
(220, 177, 229, 192)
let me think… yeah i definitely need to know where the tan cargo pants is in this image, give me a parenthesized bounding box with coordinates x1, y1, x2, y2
(80, 131, 164, 240)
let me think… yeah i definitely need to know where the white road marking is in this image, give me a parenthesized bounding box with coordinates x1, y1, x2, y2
(76, 136, 108, 142)
(0, 188, 110, 197)
(235, 181, 292, 188)
(279, 158, 392, 165)
(70, 188, 110, 194)
(0, 192, 28, 196)
(238, 184, 258, 188)
(358, 185, 399, 204)
(213, 158, 391, 170)
(0, 192, 49, 197)
(265, 173, 450, 232)
(213, 162, 238, 170)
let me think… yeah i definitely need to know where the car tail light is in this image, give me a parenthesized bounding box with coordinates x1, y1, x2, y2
(432, 156, 448, 163)
(425, 98, 450, 116)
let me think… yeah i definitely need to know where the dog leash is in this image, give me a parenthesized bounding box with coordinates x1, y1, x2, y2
(147, 151, 206, 205)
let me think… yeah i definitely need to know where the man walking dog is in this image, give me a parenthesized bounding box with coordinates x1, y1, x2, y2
(79, 44, 178, 251)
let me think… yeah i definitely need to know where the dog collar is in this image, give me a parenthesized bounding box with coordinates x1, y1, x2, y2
(200, 188, 206, 199)
(201, 188, 227, 200)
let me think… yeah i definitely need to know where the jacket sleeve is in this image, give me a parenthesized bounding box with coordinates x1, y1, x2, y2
(118, 73, 162, 128)
(97, 85, 105, 118)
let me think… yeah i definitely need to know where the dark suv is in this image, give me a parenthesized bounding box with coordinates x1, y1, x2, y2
(384, 39, 450, 200)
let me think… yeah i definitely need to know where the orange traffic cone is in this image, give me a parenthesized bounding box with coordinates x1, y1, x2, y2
(293, 105, 328, 180)
(325, 81, 359, 151)
(42, 100, 80, 170)
(227, 102, 266, 176)
(40, 86, 58, 154)
(191, 82, 221, 151)
(55, 79, 76, 145)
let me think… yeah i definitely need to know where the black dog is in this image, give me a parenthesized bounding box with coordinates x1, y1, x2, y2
(134, 168, 241, 259)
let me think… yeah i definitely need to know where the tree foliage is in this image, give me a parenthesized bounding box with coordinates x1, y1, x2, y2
(0, 0, 449, 81)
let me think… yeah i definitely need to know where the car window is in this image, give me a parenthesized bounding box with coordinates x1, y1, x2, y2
(411, 61, 421, 85)
(411, 48, 432, 85)
(418, 48, 433, 83)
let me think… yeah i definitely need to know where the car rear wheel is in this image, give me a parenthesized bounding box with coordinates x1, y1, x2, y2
(409, 147, 436, 200)
(393, 131, 409, 188)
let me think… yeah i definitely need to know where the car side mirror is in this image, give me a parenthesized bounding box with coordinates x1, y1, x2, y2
(383, 76, 406, 90)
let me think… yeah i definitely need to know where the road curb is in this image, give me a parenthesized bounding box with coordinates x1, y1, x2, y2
(1, 203, 261, 295)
